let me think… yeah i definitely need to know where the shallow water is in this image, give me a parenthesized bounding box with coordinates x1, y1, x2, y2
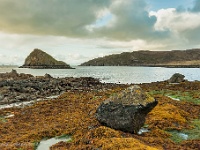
(36, 137, 71, 150)
(0, 95, 59, 110)
(167, 96, 180, 101)
(178, 133, 188, 140)
(137, 128, 149, 135)
(1, 66, 200, 84)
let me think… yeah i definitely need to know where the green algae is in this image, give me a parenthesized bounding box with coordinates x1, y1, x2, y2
(149, 90, 200, 104)
(0, 116, 7, 123)
(168, 130, 188, 143)
(183, 119, 200, 140)
(167, 119, 200, 143)
(0, 81, 199, 150)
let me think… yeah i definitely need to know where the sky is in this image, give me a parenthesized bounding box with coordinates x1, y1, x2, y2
(0, 0, 200, 65)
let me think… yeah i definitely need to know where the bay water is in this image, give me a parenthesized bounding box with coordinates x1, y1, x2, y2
(1, 66, 200, 84)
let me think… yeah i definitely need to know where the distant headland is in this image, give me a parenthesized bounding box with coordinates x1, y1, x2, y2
(80, 49, 200, 68)
(19, 49, 74, 69)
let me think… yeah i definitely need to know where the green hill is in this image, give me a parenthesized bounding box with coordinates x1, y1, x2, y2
(80, 49, 200, 67)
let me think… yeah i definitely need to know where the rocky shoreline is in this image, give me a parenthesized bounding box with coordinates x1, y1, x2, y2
(0, 70, 119, 105)
(0, 71, 199, 150)
(19, 65, 75, 69)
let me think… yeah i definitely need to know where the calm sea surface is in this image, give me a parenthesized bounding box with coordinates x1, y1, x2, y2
(1, 66, 200, 84)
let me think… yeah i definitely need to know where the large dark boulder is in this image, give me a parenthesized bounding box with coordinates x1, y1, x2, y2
(96, 85, 157, 133)
(20, 49, 74, 69)
(168, 73, 185, 83)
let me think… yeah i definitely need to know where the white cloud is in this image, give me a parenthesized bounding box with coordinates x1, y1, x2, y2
(93, 0, 164, 40)
(1, 0, 200, 66)
(149, 7, 200, 47)
(150, 8, 200, 33)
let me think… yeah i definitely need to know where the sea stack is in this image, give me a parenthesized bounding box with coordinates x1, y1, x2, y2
(20, 49, 74, 69)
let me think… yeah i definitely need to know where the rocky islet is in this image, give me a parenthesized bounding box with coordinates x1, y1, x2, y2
(20, 49, 74, 69)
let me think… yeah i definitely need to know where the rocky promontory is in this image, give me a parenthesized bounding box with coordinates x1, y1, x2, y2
(20, 49, 74, 69)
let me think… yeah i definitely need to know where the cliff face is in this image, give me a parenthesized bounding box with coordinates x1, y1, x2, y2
(80, 49, 200, 67)
(20, 49, 73, 69)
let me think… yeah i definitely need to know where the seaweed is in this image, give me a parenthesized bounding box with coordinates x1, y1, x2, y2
(0, 81, 199, 150)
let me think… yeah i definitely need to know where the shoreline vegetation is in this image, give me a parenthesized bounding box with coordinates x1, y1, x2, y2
(0, 71, 200, 149)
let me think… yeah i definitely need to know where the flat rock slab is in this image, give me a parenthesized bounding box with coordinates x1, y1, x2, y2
(96, 85, 157, 133)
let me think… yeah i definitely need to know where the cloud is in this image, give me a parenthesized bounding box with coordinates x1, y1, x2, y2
(0, 53, 23, 65)
(150, 8, 200, 32)
(93, 0, 169, 41)
(0, 0, 111, 37)
(0, 0, 170, 42)
(150, 8, 200, 46)
(0, 0, 199, 44)
(1, 0, 200, 66)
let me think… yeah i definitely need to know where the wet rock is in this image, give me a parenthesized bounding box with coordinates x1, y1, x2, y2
(44, 73, 52, 78)
(0, 94, 4, 101)
(0, 97, 9, 104)
(168, 73, 185, 83)
(0, 70, 33, 81)
(0, 71, 106, 105)
(11, 69, 18, 75)
(15, 94, 27, 101)
(96, 85, 157, 133)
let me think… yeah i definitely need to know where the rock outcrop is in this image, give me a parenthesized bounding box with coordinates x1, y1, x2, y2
(0, 70, 111, 105)
(168, 73, 185, 83)
(20, 49, 74, 69)
(96, 85, 157, 133)
(0, 69, 33, 81)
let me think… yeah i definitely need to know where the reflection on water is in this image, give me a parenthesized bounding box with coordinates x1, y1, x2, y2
(1, 66, 200, 84)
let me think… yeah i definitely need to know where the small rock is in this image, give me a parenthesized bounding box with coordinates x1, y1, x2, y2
(168, 73, 185, 83)
(96, 85, 157, 133)
(44, 73, 52, 78)
(11, 69, 18, 75)
(0, 94, 4, 101)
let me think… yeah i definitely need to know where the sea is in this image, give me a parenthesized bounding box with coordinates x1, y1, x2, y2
(1, 66, 200, 84)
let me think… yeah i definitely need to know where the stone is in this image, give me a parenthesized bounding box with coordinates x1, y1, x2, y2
(168, 73, 185, 83)
(96, 85, 157, 133)
(11, 69, 18, 75)
(0, 94, 4, 101)
(0, 70, 105, 105)
(44, 73, 52, 78)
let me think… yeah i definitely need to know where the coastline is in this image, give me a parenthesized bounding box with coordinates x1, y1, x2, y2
(0, 71, 200, 149)
(80, 64, 200, 68)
